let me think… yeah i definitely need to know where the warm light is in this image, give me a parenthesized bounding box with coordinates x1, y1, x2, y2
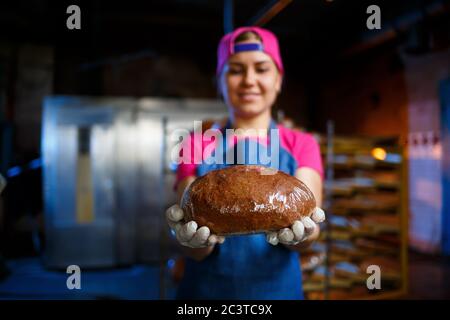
(371, 147, 387, 161)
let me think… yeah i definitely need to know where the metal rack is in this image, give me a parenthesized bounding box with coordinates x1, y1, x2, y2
(302, 127, 408, 300)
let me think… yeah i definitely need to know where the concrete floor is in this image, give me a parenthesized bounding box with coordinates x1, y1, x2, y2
(406, 251, 450, 299)
(0, 257, 176, 300)
(0, 250, 449, 299)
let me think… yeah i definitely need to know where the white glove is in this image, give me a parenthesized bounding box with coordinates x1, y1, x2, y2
(165, 204, 226, 248)
(266, 207, 326, 246)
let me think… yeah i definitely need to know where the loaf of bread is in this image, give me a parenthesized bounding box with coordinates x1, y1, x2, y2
(181, 165, 316, 236)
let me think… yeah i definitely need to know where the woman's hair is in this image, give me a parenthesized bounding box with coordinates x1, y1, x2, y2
(234, 31, 262, 44)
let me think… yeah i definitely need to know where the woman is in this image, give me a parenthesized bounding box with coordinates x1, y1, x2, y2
(166, 26, 325, 299)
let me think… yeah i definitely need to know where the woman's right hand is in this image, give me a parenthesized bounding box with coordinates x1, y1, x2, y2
(165, 204, 226, 248)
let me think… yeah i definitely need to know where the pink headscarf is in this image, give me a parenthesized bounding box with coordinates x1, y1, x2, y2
(216, 26, 284, 76)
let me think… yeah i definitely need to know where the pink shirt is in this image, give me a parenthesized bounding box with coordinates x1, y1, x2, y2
(175, 123, 324, 190)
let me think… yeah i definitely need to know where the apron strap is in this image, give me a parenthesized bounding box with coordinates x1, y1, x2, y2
(218, 118, 279, 166)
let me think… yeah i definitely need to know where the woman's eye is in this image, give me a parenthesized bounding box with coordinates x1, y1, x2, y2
(228, 67, 268, 75)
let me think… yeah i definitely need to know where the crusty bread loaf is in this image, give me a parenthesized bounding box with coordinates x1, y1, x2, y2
(181, 165, 316, 236)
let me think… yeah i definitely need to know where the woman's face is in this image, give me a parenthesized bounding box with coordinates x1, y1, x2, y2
(220, 41, 282, 119)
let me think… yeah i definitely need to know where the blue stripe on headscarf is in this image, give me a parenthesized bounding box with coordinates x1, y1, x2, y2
(234, 43, 263, 53)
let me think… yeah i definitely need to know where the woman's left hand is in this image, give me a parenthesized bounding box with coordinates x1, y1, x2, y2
(266, 207, 326, 246)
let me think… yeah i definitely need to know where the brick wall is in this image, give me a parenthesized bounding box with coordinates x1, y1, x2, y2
(13, 45, 54, 158)
(314, 45, 409, 138)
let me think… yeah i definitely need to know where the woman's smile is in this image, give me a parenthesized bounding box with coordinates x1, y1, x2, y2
(238, 92, 261, 102)
(220, 48, 282, 119)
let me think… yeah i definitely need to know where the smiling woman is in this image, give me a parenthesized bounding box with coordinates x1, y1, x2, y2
(168, 26, 325, 300)
(218, 31, 283, 124)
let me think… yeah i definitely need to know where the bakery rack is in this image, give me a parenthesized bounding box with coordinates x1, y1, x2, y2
(301, 123, 408, 300)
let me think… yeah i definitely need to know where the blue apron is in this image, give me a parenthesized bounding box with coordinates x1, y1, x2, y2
(176, 119, 304, 300)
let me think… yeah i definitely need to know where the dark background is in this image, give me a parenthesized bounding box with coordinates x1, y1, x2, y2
(0, 0, 449, 299)
(1, 0, 448, 161)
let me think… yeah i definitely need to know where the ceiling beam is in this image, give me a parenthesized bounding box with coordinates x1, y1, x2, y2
(223, 0, 234, 34)
(247, 0, 293, 27)
(343, 0, 449, 57)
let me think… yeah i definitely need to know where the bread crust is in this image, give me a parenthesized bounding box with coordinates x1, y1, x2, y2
(181, 165, 316, 235)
